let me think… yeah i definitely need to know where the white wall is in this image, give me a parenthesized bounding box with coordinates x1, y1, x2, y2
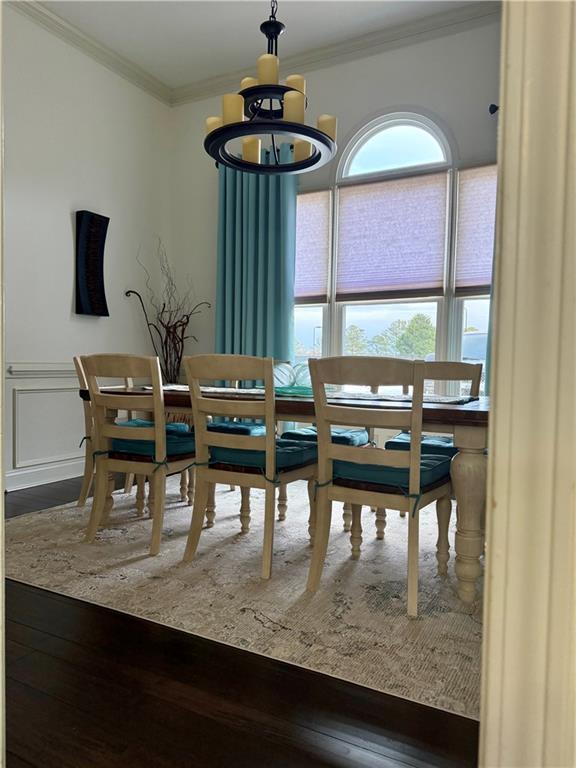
(169, 18, 501, 354)
(3, 7, 173, 488)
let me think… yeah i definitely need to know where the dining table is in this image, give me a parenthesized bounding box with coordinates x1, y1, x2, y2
(80, 385, 489, 606)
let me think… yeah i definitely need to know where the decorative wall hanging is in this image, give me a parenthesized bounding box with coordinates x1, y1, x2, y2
(204, 0, 337, 175)
(75, 210, 110, 316)
(125, 240, 210, 384)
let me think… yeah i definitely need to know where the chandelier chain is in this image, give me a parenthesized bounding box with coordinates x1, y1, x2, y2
(270, 0, 278, 20)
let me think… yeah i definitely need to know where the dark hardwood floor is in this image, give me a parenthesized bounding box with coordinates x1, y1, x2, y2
(5, 480, 479, 768)
(4, 474, 124, 519)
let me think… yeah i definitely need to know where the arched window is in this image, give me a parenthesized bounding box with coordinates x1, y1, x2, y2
(294, 112, 497, 394)
(341, 114, 450, 179)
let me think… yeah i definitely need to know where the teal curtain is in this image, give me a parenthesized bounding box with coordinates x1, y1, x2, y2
(216, 144, 297, 361)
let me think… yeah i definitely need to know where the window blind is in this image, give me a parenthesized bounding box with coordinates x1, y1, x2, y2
(336, 173, 448, 301)
(294, 190, 331, 303)
(454, 165, 497, 295)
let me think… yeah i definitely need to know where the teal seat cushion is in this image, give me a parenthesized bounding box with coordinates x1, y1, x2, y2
(281, 426, 369, 447)
(117, 418, 190, 433)
(385, 432, 458, 458)
(210, 438, 317, 471)
(111, 419, 195, 458)
(207, 422, 266, 436)
(333, 453, 451, 491)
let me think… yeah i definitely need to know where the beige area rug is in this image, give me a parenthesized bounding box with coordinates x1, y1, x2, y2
(5, 477, 482, 718)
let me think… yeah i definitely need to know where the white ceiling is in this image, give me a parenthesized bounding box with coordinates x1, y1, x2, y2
(43, 1, 477, 90)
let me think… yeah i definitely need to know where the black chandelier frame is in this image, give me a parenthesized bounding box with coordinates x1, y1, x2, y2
(204, 0, 337, 175)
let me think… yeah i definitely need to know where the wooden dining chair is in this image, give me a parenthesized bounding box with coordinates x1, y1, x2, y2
(306, 356, 452, 617)
(181, 354, 318, 579)
(385, 361, 482, 460)
(81, 354, 196, 555)
(279, 380, 403, 534)
(383, 360, 482, 526)
(76, 356, 194, 513)
(74, 356, 142, 507)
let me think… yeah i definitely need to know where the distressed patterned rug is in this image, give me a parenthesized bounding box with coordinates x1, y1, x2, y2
(5, 477, 482, 718)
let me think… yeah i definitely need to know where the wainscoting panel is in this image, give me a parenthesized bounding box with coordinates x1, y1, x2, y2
(5, 363, 85, 490)
(13, 387, 83, 468)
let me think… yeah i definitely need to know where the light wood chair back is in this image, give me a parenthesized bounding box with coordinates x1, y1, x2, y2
(74, 356, 93, 444)
(74, 355, 144, 502)
(423, 361, 482, 396)
(308, 356, 452, 616)
(74, 355, 97, 506)
(309, 356, 425, 503)
(81, 354, 167, 464)
(182, 354, 276, 481)
(181, 354, 318, 579)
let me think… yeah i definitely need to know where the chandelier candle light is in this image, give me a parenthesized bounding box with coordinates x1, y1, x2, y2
(204, 0, 337, 175)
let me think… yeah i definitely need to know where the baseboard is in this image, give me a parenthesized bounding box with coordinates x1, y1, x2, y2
(5, 458, 84, 491)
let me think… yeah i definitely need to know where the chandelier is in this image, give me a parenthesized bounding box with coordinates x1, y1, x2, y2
(204, 0, 337, 175)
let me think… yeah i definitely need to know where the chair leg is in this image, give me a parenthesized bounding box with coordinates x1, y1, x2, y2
(240, 487, 251, 533)
(307, 488, 332, 592)
(149, 469, 167, 556)
(261, 485, 276, 579)
(136, 475, 146, 516)
(101, 473, 115, 526)
(205, 483, 216, 528)
(306, 478, 316, 546)
(85, 461, 108, 542)
(342, 502, 352, 532)
(436, 496, 452, 577)
(350, 504, 363, 559)
(77, 447, 94, 507)
(277, 483, 288, 521)
(183, 474, 210, 563)
(147, 476, 155, 517)
(180, 470, 188, 502)
(123, 473, 134, 494)
(375, 508, 387, 540)
(407, 507, 420, 618)
(187, 466, 195, 506)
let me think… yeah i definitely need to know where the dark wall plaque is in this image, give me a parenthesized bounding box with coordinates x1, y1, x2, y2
(75, 210, 110, 316)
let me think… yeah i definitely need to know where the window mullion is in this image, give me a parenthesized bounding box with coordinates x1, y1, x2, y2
(327, 186, 339, 356)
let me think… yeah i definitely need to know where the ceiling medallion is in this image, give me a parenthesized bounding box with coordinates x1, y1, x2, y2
(204, 0, 337, 175)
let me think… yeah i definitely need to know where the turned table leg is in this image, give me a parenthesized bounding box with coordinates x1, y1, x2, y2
(136, 475, 146, 516)
(375, 508, 387, 540)
(147, 476, 155, 518)
(240, 487, 251, 533)
(187, 467, 195, 506)
(205, 483, 216, 527)
(350, 504, 363, 559)
(277, 483, 287, 521)
(451, 426, 488, 605)
(180, 470, 188, 502)
(342, 502, 352, 532)
(102, 473, 115, 525)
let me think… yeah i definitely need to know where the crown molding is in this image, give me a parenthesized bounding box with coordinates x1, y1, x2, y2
(7, 1, 172, 105)
(170, 2, 501, 106)
(9, 1, 500, 109)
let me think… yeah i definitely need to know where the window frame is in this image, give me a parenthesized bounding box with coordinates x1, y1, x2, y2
(338, 111, 452, 183)
(294, 112, 494, 371)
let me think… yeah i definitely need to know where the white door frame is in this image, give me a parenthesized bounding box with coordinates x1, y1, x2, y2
(0, 0, 6, 762)
(480, 2, 575, 766)
(0, 2, 574, 766)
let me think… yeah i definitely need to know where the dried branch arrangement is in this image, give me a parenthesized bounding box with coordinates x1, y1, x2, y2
(126, 241, 210, 383)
